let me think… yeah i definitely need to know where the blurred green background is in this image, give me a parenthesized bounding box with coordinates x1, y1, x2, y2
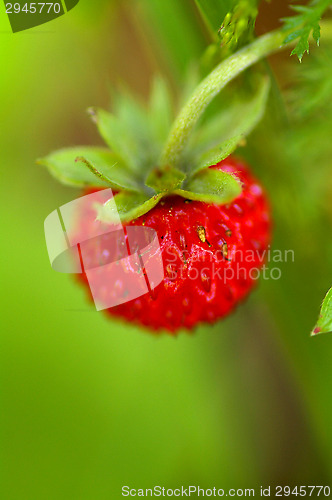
(1, 1, 332, 498)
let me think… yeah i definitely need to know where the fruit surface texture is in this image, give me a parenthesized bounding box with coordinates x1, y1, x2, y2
(76, 157, 271, 333)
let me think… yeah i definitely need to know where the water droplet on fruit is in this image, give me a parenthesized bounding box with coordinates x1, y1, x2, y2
(249, 184, 263, 196)
(251, 239, 262, 251)
(232, 203, 243, 215)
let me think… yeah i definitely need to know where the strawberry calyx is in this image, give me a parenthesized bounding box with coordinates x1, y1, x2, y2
(38, 46, 271, 222)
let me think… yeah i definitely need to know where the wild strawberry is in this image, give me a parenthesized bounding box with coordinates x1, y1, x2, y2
(41, 76, 271, 334)
(74, 157, 270, 333)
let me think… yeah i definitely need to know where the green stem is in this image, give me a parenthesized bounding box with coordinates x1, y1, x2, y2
(160, 29, 285, 167)
(160, 21, 332, 167)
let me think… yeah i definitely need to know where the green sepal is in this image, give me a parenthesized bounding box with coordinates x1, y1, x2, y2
(88, 107, 144, 173)
(192, 135, 242, 175)
(40, 59, 275, 222)
(37, 147, 123, 188)
(88, 79, 174, 176)
(98, 191, 164, 223)
(97, 167, 241, 223)
(187, 75, 270, 174)
(112, 88, 158, 166)
(74, 155, 142, 192)
(149, 77, 173, 146)
(196, 76, 270, 152)
(311, 287, 332, 336)
(145, 166, 186, 192)
(177, 168, 242, 205)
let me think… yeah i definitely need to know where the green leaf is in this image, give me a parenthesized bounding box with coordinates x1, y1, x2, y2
(188, 75, 270, 174)
(282, 0, 332, 62)
(38, 147, 122, 188)
(75, 155, 142, 192)
(99, 191, 163, 223)
(311, 287, 332, 336)
(178, 168, 242, 204)
(145, 166, 185, 192)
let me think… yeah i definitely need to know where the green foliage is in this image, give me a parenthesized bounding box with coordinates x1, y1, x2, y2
(194, 0, 263, 59)
(101, 192, 163, 223)
(87, 80, 174, 177)
(149, 77, 174, 147)
(176, 168, 242, 204)
(219, 0, 259, 53)
(241, 38, 332, 337)
(37, 147, 121, 188)
(282, 0, 332, 61)
(282, 44, 332, 205)
(6, 2, 332, 496)
(194, 0, 234, 39)
(74, 156, 143, 193)
(160, 30, 284, 168)
(287, 44, 332, 117)
(187, 75, 270, 173)
(87, 107, 147, 173)
(194, 135, 243, 173)
(40, 57, 272, 222)
(145, 166, 185, 192)
(311, 288, 332, 335)
(40, 3, 332, 224)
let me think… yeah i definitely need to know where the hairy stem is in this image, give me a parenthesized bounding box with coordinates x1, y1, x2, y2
(160, 21, 332, 167)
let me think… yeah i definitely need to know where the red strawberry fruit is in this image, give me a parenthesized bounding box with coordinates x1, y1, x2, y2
(40, 76, 272, 334)
(74, 157, 271, 333)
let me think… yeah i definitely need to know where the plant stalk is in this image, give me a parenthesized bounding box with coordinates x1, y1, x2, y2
(160, 21, 332, 167)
